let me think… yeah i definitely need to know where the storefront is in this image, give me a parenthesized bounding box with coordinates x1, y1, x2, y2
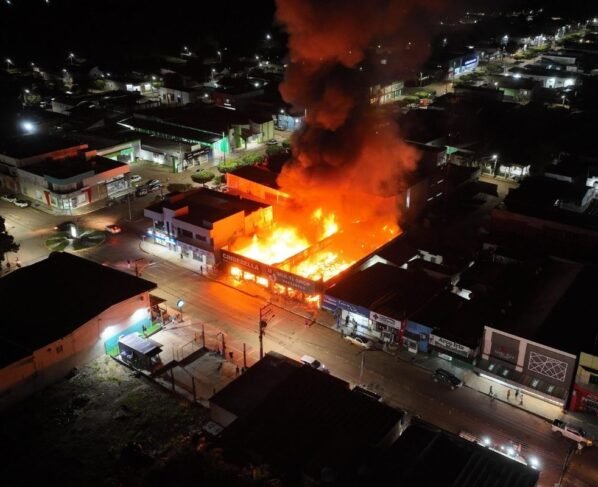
(402, 320, 433, 354)
(369, 311, 401, 344)
(429, 333, 476, 365)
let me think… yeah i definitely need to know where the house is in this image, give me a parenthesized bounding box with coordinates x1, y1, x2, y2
(0, 253, 156, 409)
(143, 187, 272, 271)
(211, 352, 405, 485)
(0, 134, 87, 193)
(17, 153, 131, 211)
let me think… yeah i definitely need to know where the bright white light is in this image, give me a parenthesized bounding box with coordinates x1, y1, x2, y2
(529, 456, 540, 469)
(21, 121, 35, 133)
(177, 298, 185, 309)
(266, 33, 271, 40)
(514, 73, 521, 79)
(100, 325, 117, 340)
(492, 154, 498, 159)
(254, 82, 259, 87)
(70, 224, 78, 238)
(507, 447, 515, 456)
(482, 436, 491, 446)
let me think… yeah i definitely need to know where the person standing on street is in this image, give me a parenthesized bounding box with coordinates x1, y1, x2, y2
(507, 389, 511, 400)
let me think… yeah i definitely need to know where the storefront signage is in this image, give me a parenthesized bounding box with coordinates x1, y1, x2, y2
(221, 249, 261, 272)
(266, 266, 319, 295)
(370, 311, 401, 330)
(322, 294, 370, 317)
(184, 146, 210, 161)
(430, 334, 471, 357)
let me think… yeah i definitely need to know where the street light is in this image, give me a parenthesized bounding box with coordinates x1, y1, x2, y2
(68, 52, 75, 65)
(492, 154, 499, 176)
(217, 50, 222, 62)
(177, 298, 185, 322)
(5, 58, 13, 70)
(21, 121, 35, 133)
(266, 33, 271, 40)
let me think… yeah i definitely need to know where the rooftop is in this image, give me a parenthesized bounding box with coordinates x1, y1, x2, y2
(0, 253, 156, 368)
(118, 116, 222, 145)
(23, 155, 128, 181)
(326, 262, 446, 317)
(228, 164, 281, 190)
(0, 134, 86, 160)
(409, 291, 490, 349)
(377, 420, 539, 487)
(218, 352, 403, 484)
(145, 187, 269, 225)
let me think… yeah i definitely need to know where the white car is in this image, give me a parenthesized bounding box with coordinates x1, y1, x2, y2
(14, 199, 30, 208)
(552, 419, 593, 447)
(300, 355, 329, 373)
(130, 174, 142, 183)
(1, 193, 17, 203)
(344, 335, 373, 349)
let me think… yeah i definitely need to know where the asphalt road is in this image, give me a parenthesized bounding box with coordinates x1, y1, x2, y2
(1, 168, 597, 486)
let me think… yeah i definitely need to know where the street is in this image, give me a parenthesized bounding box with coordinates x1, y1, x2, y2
(1, 161, 597, 487)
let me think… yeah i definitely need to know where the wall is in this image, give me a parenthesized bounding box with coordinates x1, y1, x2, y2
(0, 292, 152, 407)
(482, 326, 577, 392)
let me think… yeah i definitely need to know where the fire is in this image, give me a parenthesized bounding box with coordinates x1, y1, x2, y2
(230, 204, 400, 284)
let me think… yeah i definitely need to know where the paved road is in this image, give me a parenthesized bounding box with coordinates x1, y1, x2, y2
(2, 172, 597, 486)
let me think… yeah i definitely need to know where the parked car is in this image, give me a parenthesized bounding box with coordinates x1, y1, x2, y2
(300, 355, 329, 373)
(14, 199, 30, 208)
(433, 368, 463, 390)
(105, 224, 122, 234)
(1, 193, 17, 203)
(147, 179, 160, 188)
(344, 335, 373, 349)
(129, 174, 142, 183)
(135, 186, 149, 197)
(552, 419, 593, 447)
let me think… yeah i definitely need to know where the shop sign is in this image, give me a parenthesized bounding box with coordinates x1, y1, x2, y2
(370, 311, 401, 330)
(185, 146, 210, 161)
(266, 266, 319, 295)
(430, 334, 471, 357)
(221, 249, 261, 273)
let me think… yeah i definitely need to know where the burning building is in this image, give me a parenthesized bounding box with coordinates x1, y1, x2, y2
(221, 0, 445, 302)
(222, 167, 401, 303)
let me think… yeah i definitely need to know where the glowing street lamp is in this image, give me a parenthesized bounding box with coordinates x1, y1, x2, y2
(492, 154, 499, 175)
(5, 58, 13, 70)
(21, 121, 35, 133)
(217, 50, 222, 62)
(68, 52, 75, 65)
(177, 298, 185, 321)
(266, 33, 271, 40)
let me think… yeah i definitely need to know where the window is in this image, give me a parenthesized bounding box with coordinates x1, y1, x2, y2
(180, 229, 193, 238)
(195, 234, 207, 242)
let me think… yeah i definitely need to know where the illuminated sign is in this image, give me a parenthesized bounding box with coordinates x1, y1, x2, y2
(222, 249, 261, 272)
(370, 311, 401, 330)
(429, 334, 471, 357)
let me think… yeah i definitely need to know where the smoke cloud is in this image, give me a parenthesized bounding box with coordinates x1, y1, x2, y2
(275, 0, 446, 225)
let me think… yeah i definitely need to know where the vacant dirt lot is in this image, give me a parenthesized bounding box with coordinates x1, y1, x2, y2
(0, 355, 209, 487)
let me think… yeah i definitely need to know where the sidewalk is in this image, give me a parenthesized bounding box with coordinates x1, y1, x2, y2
(393, 349, 598, 439)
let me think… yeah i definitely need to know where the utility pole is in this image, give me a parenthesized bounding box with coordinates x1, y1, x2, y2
(259, 303, 275, 359)
(243, 343, 247, 368)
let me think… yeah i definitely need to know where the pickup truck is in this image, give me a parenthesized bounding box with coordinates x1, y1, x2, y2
(552, 419, 593, 447)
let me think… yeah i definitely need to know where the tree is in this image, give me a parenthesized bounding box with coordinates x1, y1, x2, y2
(191, 170, 215, 184)
(0, 216, 19, 263)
